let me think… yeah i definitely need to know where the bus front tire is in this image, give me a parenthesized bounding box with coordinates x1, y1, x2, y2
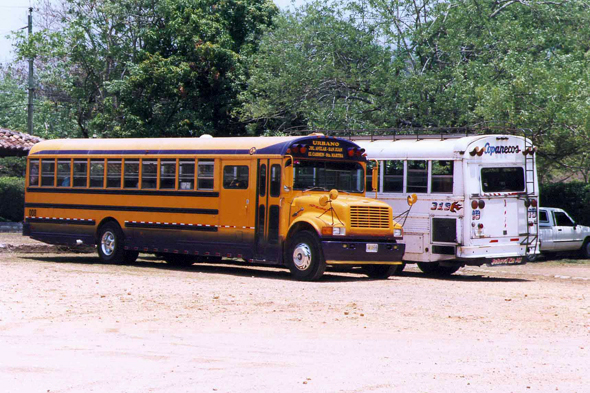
(361, 265, 397, 279)
(417, 262, 460, 276)
(97, 222, 126, 264)
(286, 231, 326, 281)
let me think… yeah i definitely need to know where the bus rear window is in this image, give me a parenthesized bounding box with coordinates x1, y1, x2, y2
(481, 167, 524, 192)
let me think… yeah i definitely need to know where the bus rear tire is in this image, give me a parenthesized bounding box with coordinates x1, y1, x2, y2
(97, 222, 126, 264)
(124, 250, 139, 263)
(163, 254, 195, 267)
(392, 262, 406, 275)
(417, 262, 460, 276)
(361, 265, 397, 279)
(286, 231, 326, 281)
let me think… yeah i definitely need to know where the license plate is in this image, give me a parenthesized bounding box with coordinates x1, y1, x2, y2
(488, 257, 524, 266)
(366, 243, 378, 253)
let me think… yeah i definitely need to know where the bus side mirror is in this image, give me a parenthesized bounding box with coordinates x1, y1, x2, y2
(371, 167, 378, 192)
(284, 161, 293, 190)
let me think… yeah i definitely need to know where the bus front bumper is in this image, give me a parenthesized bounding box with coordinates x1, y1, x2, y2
(321, 240, 405, 265)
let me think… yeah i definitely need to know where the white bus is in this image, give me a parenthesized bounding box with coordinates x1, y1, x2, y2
(353, 134, 539, 275)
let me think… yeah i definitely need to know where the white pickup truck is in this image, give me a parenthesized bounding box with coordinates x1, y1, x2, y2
(536, 207, 590, 259)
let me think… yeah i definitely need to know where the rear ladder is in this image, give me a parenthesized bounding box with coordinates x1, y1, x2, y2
(520, 134, 539, 259)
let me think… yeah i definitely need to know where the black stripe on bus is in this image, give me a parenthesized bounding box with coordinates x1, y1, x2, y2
(27, 187, 219, 198)
(124, 222, 218, 232)
(24, 203, 218, 215)
(26, 217, 96, 226)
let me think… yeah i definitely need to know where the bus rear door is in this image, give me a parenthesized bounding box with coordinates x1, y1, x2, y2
(219, 160, 256, 244)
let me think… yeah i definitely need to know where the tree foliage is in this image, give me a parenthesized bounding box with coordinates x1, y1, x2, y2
(12, 0, 277, 138)
(243, 0, 590, 181)
(241, 1, 394, 133)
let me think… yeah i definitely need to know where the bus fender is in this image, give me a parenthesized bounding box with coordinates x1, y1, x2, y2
(95, 217, 122, 242)
(286, 217, 323, 240)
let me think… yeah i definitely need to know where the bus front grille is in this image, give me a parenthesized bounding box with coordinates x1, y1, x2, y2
(350, 206, 391, 229)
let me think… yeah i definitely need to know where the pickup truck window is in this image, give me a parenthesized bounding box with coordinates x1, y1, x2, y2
(539, 210, 549, 223)
(481, 167, 524, 192)
(554, 211, 575, 227)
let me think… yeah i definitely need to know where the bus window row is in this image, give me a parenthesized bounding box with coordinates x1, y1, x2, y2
(28, 158, 216, 191)
(366, 160, 454, 194)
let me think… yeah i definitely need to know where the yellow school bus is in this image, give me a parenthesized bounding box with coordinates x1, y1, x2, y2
(23, 134, 404, 280)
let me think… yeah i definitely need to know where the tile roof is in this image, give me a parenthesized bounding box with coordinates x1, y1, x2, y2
(0, 128, 43, 156)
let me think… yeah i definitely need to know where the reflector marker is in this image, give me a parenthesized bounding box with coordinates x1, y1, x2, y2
(25, 216, 96, 225)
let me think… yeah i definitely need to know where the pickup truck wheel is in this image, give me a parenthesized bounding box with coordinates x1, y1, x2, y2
(525, 253, 538, 262)
(579, 239, 590, 259)
(417, 262, 460, 276)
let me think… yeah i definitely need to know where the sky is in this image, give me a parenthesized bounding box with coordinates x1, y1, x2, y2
(0, 0, 307, 64)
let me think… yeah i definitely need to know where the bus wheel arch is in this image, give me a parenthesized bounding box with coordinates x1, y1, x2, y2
(95, 217, 121, 242)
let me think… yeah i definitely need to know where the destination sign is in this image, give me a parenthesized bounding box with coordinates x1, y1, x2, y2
(307, 140, 345, 159)
(283, 136, 366, 161)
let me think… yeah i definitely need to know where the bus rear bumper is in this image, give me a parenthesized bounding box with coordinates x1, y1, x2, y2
(457, 244, 533, 266)
(321, 241, 405, 265)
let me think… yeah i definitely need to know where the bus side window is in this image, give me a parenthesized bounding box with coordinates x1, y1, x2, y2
(142, 160, 157, 189)
(124, 160, 139, 189)
(57, 159, 71, 187)
(259, 164, 267, 197)
(270, 164, 281, 197)
(107, 160, 122, 188)
(41, 159, 55, 187)
(29, 159, 39, 187)
(90, 159, 105, 188)
(431, 160, 453, 193)
(407, 160, 427, 193)
(178, 160, 194, 190)
(198, 160, 215, 190)
(223, 165, 249, 189)
(73, 160, 88, 187)
(383, 160, 403, 192)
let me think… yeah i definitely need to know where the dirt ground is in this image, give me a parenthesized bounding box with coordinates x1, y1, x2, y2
(0, 235, 588, 392)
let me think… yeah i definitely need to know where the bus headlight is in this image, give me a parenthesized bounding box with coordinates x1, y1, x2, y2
(332, 227, 346, 236)
(322, 226, 346, 236)
(394, 228, 403, 238)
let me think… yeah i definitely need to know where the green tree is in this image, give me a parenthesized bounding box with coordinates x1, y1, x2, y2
(241, 1, 394, 133)
(14, 0, 277, 138)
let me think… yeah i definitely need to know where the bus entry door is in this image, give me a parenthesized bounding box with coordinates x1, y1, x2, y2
(255, 159, 282, 261)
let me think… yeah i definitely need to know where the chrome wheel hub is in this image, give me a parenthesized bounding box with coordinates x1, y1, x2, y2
(101, 231, 116, 256)
(292, 243, 312, 271)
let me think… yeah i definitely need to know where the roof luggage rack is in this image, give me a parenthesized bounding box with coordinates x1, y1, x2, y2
(289, 126, 523, 142)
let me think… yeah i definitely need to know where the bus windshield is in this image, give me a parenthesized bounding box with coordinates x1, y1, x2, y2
(293, 160, 365, 193)
(481, 167, 525, 192)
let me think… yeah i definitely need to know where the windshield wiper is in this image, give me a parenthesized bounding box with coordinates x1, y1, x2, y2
(302, 186, 328, 192)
